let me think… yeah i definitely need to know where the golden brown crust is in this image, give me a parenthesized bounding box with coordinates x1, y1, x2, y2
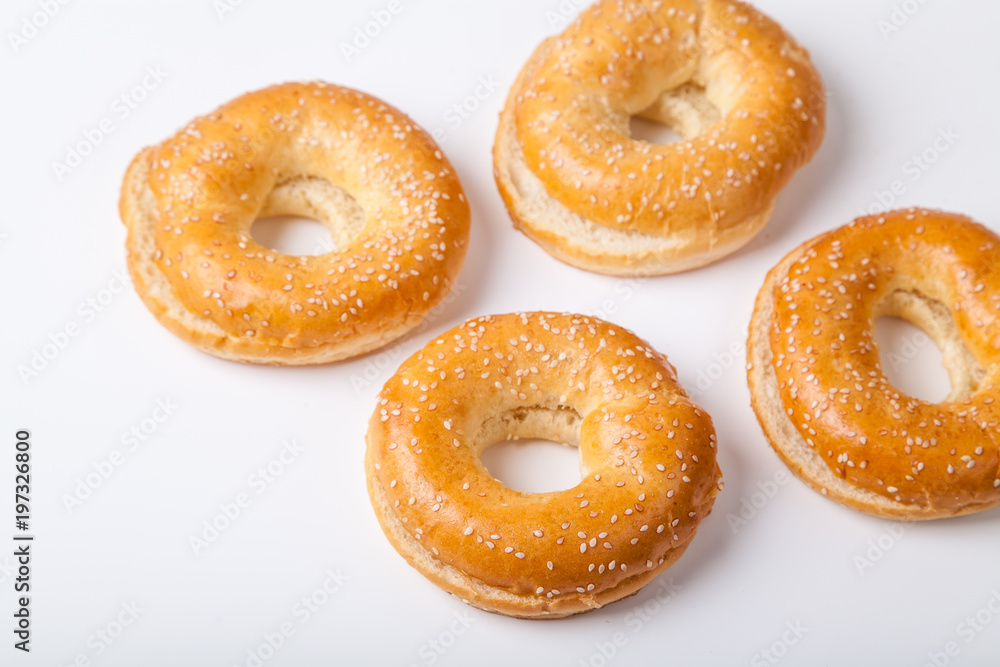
(120, 82, 470, 364)
(366, 313, 722, 617)
(748, 209, 1000, 519)
(493, 0, 825, 275)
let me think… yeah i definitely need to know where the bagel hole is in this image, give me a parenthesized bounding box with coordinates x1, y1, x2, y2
(628, 116, 683, 145)
(481, 439, 581, 494)
(875, 316, 950, 403)
(478, 406, 583, 494)
(251, 177, 366, 256)
(629, 83, 722, 144)
(250, 216, 336, 256)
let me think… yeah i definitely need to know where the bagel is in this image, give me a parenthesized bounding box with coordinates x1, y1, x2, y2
(119, 82, 470, 364)
(366, 312, 722, 618)
(494, 0, 826, 276)
(748, 209, 1000, 520)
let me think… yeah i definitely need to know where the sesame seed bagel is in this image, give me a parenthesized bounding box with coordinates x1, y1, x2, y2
(494, 0, 826, 276)
(119, 82, 470, 364)
(366, 312, 722, 618)
(748, 209, 1000, 520)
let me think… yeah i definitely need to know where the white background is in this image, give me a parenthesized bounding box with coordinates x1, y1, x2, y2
(2, 0, 999, 665)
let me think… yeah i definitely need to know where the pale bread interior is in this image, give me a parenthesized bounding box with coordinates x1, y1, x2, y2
(494, 84, 774, 276)
(257, 176, 367, 251)
(747, 245, 992, 519)
(123, 153, 421, 365)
